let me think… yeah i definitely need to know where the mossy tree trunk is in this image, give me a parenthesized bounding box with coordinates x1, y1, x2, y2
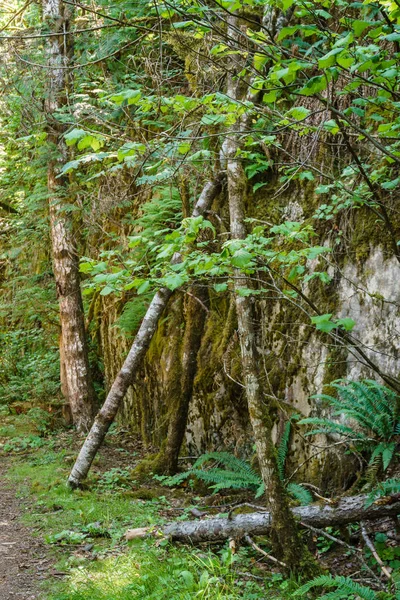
(43, 0, 95, 432)
(225, 13, 317, 575)
(161, 285, 209, 474)
(68, 176, 222, 487)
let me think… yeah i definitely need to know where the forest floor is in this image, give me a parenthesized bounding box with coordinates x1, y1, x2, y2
(0, 413, 286, 600)
(0, 463, 52, 600)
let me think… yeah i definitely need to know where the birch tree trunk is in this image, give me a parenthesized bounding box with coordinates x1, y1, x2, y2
(224, 14, 317, 574)
(68, 175, 223, 488)
(43, 0, 95, 432)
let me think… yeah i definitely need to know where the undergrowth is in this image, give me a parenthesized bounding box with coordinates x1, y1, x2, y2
(1, 420, 290, 600)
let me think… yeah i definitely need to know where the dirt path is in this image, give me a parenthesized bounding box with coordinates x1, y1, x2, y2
(0, 466, 53, 600)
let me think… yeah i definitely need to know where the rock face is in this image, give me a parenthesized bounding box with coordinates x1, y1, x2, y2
(97, 185, 400, 489)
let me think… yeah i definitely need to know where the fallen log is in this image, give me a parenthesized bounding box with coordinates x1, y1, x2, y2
(125, 494, 400, 543)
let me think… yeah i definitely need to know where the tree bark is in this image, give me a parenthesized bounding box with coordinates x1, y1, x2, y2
(161, 285, 209, 474)
(68, 175, 223, 488)
(224, 14, 317, 573)
(125, 494, 400, 543)
(43, 0, 95, 432)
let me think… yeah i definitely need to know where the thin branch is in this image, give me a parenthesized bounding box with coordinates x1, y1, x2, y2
(244, 534, 287, 568)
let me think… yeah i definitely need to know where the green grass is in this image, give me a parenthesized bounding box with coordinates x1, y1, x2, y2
(1, 423, 292, 600)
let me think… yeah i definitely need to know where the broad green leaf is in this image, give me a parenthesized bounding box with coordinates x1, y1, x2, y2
(299, 76, 328, 96)
(214, 282, 228, 292)
(277, 26, 299, 41)
(164, 273, 187, 291)
(231, 248, 253, 268)
(288, 106, 310, 120)
(311, 313, 337, 333)
(336, 317, 355, 331)
(64, 128, 86, 146)
(318, 47, 344, 69)
(137, 280, 151, 295)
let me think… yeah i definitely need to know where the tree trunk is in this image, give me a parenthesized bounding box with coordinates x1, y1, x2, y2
(125, 494, 400, 543)
(162, 285, 209, 474)
(68, 175, 223, 488)
(43, 0, 95, 432)
(224, 14, 317, 574)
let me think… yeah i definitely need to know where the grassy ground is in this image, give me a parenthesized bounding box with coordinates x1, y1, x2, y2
(0, 413, 294, 600)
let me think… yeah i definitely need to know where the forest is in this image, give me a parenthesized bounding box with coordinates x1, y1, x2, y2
(1, 0, 400, 598)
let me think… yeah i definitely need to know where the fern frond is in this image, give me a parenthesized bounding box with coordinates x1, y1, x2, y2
(287, 483, 313, 506)
(366, 478, 400, 507)
(277, 420, 292, 481)
(306, 379, 400, 474)
(293, 575, 377, 600)
(299, 418, 366, 439)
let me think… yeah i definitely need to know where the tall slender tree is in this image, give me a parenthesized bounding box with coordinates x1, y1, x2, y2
(223, 12, 318, 573)
(42, 0, 95, 432)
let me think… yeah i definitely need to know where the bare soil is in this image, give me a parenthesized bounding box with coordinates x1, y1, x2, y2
(0, 465, 53, 600)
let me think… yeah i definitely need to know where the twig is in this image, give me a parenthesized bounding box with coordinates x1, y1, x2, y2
(244, 534, 287, 568)
(301, 522, 384, 589)
(360, 522, 393, 581)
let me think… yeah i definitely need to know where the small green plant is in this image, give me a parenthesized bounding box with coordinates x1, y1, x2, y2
(24, 407, 52, 435)
(45, 530, 87, 545)
(300, 380, 400, 478)
(156, 449, 312, 505)
(1, 435, 46, 453)
(292, 574, 378, 600)
(366, 479, 400, 507)
(96, 467, 132, 490)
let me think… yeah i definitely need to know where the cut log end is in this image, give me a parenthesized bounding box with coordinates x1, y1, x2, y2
(125, 527, 151, 540)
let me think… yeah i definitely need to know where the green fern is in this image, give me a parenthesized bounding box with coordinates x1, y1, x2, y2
(277, 418, 294, 481)
(158, 449, 312, 505)
(300, 379, 400, 475)
(286, 483, 313, 506)
(365, 478, 400, 507)
(293, 574, 377, 600)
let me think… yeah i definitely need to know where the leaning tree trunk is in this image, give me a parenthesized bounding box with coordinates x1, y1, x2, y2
(68, 175, 223, 487)
(43, 0, 95, 432)
(224, 13, 317, 575)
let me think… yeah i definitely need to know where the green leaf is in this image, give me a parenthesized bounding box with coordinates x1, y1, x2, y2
(323, 119, 339, 134)
(201, 114, 227, 126)
(262, 89, 278, 103)
(164, 273, 187, 291)
(336, 317, 355, 331)
(311, 313, 337, 333)
(231, 248, 253, 268)
(299, 76, 328, 96)
(381, 178, 400, 190)
(288, 106, 310, 121)
(318, 47, 344, 69)
(137, 280, 151, 295)
(100, 285, 115, 296)
(110, 89, 141, 106)
(277, 26, 299, 41)
(352, 20, 371, 37)
(385, 32, 400, 42)
(64, 128, 86, 146)
(214, 282, 228, 292)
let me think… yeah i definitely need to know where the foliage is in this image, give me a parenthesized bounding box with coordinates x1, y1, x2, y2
(366, 478, 400, 507)
(0, 330, 60, 407)
(300, 380, 400, 476)
(292, 575, 379, 600)
(4, 429, 275, 600)
(156, 449, 313, 505)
